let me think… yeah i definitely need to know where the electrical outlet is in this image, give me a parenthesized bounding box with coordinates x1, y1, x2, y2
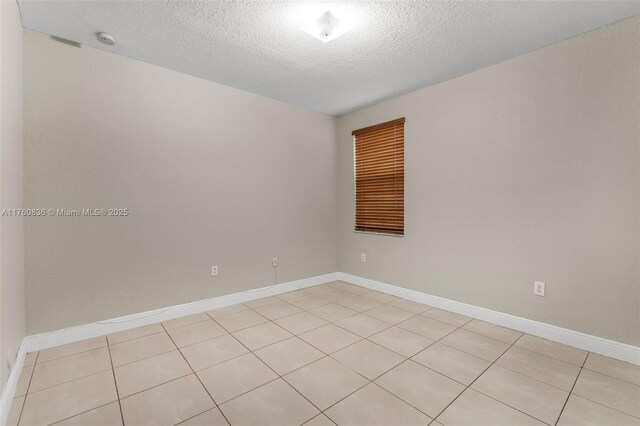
(211, 265, 218, 277)
(360, 253, 367, 263)
(272, 257, 278, 267)
(534, 281, 545, 296)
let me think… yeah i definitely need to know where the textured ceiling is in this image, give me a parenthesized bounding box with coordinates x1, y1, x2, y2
(18, 1, 640, 115)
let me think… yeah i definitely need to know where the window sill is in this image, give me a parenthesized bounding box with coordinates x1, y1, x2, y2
(354, 230, 404, 238)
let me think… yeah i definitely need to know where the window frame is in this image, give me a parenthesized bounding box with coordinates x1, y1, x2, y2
(352, 117, 405, 237)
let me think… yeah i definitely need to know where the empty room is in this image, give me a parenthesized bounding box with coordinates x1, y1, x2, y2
(0, 1, 639, 425)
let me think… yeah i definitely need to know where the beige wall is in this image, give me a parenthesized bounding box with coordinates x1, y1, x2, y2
(337, 17, 640, 345)
(23, 30, 337, 333)
(0, 0, 26, 390)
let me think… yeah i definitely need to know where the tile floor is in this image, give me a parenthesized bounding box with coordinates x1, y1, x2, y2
(7, 281, 640, 426)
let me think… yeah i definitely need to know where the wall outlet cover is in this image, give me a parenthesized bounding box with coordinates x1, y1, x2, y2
(534, 281, 545, 296)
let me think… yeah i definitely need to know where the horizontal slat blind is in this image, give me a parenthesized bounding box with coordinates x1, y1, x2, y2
(353, 118, 404, 235)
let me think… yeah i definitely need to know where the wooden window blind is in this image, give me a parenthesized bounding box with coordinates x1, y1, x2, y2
(353, 117, 405, 236)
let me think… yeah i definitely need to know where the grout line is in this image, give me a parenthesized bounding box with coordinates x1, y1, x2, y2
(105, 338, 126, 426)
(158, 322, 232, 426)
(429, 332, 545, 425)
(208, 322, 327, 420)
(48, 401, 121, 425)
(554, 369, 582, 425)
(107, 330, 166, 346)
(34, 337, 108, 365)
(159, 325, 214, 402)
(174, 407, 232, 425)
(509, 334, 589, 367)
(301, 413, 337, 426)
(15, 351, 39, 426)
(17, 367, 114, 397)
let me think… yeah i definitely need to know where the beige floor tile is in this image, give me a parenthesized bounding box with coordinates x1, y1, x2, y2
(38, 336, 107, 363)
(304, 414, 336, 426)
(162, 313, 211, 330)
(437, 388, 545, 426)
(6, 396, 24, 426)
(179, 408, 229, 426)
(15, 365, 34, 396)
(288, 295, 331, 310)
(471, 365, 569, 424)
(440, 329, 509, 362)
(53, 402, 123, 426)
(326, 383, 431, 426)
(310, 303, 357, 322)
(206, 303, 248, 318)
(24, 352, 38, 367)
(340, 284, 369, 294)
(121, 375, 214, 426)
(584, 352, 640, 386)
(365, 305, 415, 325)
(232, 322, 292, 351)
(244, 296, 281, 309)
(108, 323, 165, 345)
(197, 353, 278, 404)
(332, 340, 404, 380)
(413, 342, 490, 385)
(181, 334, 248, 371)
(321, 289, 358, 303)
(324, 281, 348, 288)
(362, 291, 399, 303)
(572, 369, 640, 418)
(109, 332, 176, 367)
(306, 283, 339, 294)
(376, 360, 465, 417)
(514, 334, 588, 366)
(335, 295, 383, 312)
(285, 356, 368, 410)
(462, 320, 522, 344)
(30, 347, 112, 392)
(388, 299, 431, 314)
(274, 311, 328, 335)
(220, 379, 319, 426)
(299, 324, 362, 354)
(215, 309, 267, 332)
(114, 350, 192, 398)
(557, 394, 640, 426)
(255, 337, 324, 375)
(20, 371, 118, 426)
(398, 315, 457, 340)
(167, 320, 227, 347)
(422, 309, 471, 327)
(254, 301, 302, 320)
(496, 346, 580, 391)
(336, 313, 390, 337)
(369, 326, 434, 357)
(277, 288, 313, 301)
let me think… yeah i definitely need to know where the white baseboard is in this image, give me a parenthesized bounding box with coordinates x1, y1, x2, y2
(0, 272, 340, 425)
(336, 272, 640, 366)
(0, 340, 28, 426)
(3, 271, 638, 425)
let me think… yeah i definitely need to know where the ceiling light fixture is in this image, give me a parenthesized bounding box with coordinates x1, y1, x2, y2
(300, 11, 351, 43)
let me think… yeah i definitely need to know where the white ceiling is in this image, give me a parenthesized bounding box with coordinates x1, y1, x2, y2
(18, 1, 640, 115)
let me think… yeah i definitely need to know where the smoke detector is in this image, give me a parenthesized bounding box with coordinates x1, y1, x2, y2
(96, 32, 115, 46)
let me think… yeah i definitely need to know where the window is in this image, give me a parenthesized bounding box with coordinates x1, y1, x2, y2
(353, 117, 405, 236)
